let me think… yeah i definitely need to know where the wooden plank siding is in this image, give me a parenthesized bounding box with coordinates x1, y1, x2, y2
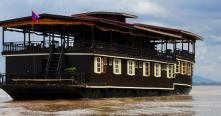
(5, 54, 192, 88)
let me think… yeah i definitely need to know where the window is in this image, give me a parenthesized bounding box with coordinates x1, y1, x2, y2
(94, 57, 101, 74)
(181, 62, 187, 75)
(101, 57, 107, 73)
(143, 62, 150, 77)
(127, 60, 135, 76)
(176, 61, 180, 73)
(154, 63, 161, 77)
(187, 63, 192, 76)
(167, 64, 175, 78)
(94, 57, 107, 74)
(113, 58, 121, 75)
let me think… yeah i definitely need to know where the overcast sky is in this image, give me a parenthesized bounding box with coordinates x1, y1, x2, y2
(0, 0, 220, 81)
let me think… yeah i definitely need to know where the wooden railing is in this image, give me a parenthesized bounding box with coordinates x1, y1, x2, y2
(175, 49, 195, 61)
(0, 72, 86, 85)
(2, 40, 195, 61)
(3, 41, 59, 53)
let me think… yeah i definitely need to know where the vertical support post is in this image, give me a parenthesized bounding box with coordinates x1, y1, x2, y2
(188, 41, 190, 53)
(28, 30, 31, 46)
(181, 40, 184, 51)
(173, 41, 176, 52)
(174, 41, 177, 50)
(2, 27, 5, 51)
(67, 31, 70, 47)
(24, 30, 26, 47)
(165, 40, 168, 50)
(173, 41, 176, 58)
(49, 33, 51, 47)
(67, 32, 69, 48)
(52, 30, 55, 48)
(43, 32, 45, 48)
(62, 26, 66, 48)
(60, 34, 63, 47)
(161, 40, 163, 52)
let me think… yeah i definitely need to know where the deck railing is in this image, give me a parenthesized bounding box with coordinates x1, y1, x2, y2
(175, 49, 195, 61)
(92, 41, 176, 60)
(0, 72, 86, 86)
(3, 41, 59, 53)
(2, 40, 194, 61)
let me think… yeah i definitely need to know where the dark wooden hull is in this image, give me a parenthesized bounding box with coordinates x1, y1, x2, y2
(0, 84, 191, 100)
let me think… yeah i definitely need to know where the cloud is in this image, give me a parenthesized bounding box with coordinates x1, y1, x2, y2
(209, 35, 221, 43)
(195, 41, 221, 80)
(124, 0, 167, 17)
(67, 0, 167, 18)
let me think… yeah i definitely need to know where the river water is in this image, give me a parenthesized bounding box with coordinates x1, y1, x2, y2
(0, 86, 220, 116)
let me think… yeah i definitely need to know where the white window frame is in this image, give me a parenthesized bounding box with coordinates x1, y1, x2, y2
(187, 63, 192, 76)
(113, 58, 121, 75)
(94, 57, 102, 74)
(127, 60, 135, 76)
(167, 64, 175, 78)
(181, 62, 187, 75)
(154, 63, 161, 77)
(176, 61, 181, 73)
(143, 62, 150, 77)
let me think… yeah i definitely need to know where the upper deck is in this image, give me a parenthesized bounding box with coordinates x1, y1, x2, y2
(0, 12, 201, 62)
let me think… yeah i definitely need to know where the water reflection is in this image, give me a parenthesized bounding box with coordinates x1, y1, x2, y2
(1, 86, 221, 115)
(0, 91, 193, 115)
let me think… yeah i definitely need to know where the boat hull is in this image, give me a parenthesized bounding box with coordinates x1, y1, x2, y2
(0, 84, 191, 100)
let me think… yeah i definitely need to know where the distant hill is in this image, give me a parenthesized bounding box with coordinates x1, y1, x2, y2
(192, 75, 221, 85)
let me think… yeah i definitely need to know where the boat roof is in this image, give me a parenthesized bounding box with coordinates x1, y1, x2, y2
(72, 11, 138, 19)
(0, 12, 202, 41)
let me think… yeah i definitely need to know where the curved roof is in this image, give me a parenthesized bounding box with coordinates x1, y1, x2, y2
(134, 23, 202, 40)
(72, 11, 138, 19)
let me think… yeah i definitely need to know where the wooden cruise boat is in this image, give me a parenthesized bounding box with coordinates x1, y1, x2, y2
(0, 12, 201, 99)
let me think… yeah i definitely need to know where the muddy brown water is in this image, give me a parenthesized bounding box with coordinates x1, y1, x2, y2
(0, 86, 221, 116)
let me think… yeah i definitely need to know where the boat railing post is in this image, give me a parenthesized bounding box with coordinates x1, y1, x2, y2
(2, 27, 5, 52)
(0, 73, 2, 84)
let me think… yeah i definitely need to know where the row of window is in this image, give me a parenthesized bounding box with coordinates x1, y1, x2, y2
(175, 61, 193, 76)
(94, 57, 192, 78)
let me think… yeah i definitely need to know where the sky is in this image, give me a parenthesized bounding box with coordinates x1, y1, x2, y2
(0, 0, 221, 81)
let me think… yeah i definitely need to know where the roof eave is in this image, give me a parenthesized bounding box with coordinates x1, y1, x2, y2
(181, 30, 203, 40)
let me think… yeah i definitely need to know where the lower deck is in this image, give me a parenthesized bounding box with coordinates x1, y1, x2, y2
(0, 84, 191, 100)
(2, 53, 193, 88)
